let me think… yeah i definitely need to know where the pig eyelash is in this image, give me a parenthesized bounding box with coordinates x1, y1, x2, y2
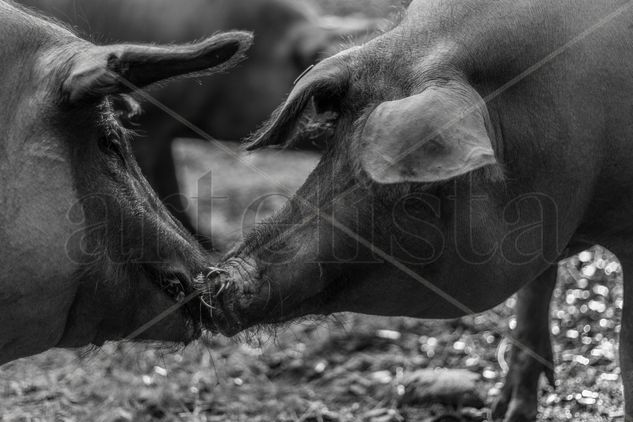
(97, 135, 127, 163)
(96, 110, 136, 163)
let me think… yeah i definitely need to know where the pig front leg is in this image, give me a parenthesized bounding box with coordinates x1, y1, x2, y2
(492, 265, 557, 422)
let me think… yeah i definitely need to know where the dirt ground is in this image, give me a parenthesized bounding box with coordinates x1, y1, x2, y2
(0, 1, 625, 421)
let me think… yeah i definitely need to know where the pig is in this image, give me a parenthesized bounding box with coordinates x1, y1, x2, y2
(203, 1, 633, 420)
(18, 0, 381, 244)
(0, 0, 252, 364)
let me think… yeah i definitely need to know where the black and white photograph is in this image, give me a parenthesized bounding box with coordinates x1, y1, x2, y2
(0, 0, 630, 420)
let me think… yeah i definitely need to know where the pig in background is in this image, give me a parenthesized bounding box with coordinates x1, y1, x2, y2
(18, 0, 389, 246)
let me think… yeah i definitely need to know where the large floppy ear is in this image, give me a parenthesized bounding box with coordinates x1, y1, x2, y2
(360, 82, 497, 184)
(63, 31, 253, 104)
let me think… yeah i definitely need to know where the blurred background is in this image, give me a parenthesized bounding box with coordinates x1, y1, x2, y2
(1, 1, 625, 421)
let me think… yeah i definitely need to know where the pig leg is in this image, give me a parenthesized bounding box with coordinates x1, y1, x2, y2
(491, 265, 557, 422)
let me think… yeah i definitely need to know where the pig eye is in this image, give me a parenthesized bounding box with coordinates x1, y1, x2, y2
(98, 136, 127, 163)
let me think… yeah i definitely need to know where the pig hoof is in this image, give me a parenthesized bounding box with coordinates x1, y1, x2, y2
(491, 397, 537, 421)
(491, 331, 554, 422)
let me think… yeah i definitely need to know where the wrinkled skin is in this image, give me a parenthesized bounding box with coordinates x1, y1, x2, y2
(0, 0, 251, 364)
(19, 0, 381, 242)
(207, 1, 633, 420)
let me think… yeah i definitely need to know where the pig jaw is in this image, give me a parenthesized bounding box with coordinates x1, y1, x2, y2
(128, 272, 205, 344)
(57, 265, 207, 348)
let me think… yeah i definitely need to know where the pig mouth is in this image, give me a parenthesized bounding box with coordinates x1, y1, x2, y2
(197, 262, 343, 337)
(194, 266, 244, 336)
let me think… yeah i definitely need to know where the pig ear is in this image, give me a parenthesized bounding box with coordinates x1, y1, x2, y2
(63, 31, 253, 104)
(246, 52, 351, 151)
(360, 83, 497, 184)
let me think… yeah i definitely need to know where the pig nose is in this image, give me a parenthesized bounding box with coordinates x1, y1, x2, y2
(195, 266, 246, 336)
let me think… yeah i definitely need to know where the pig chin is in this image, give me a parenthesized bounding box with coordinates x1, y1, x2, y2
(59, 271, 203, 348)
(125, 276, 203, 344)
(202, 257, 336, 337)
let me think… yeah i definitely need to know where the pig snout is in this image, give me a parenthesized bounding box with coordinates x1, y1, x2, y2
(196, 257, 264, 336)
